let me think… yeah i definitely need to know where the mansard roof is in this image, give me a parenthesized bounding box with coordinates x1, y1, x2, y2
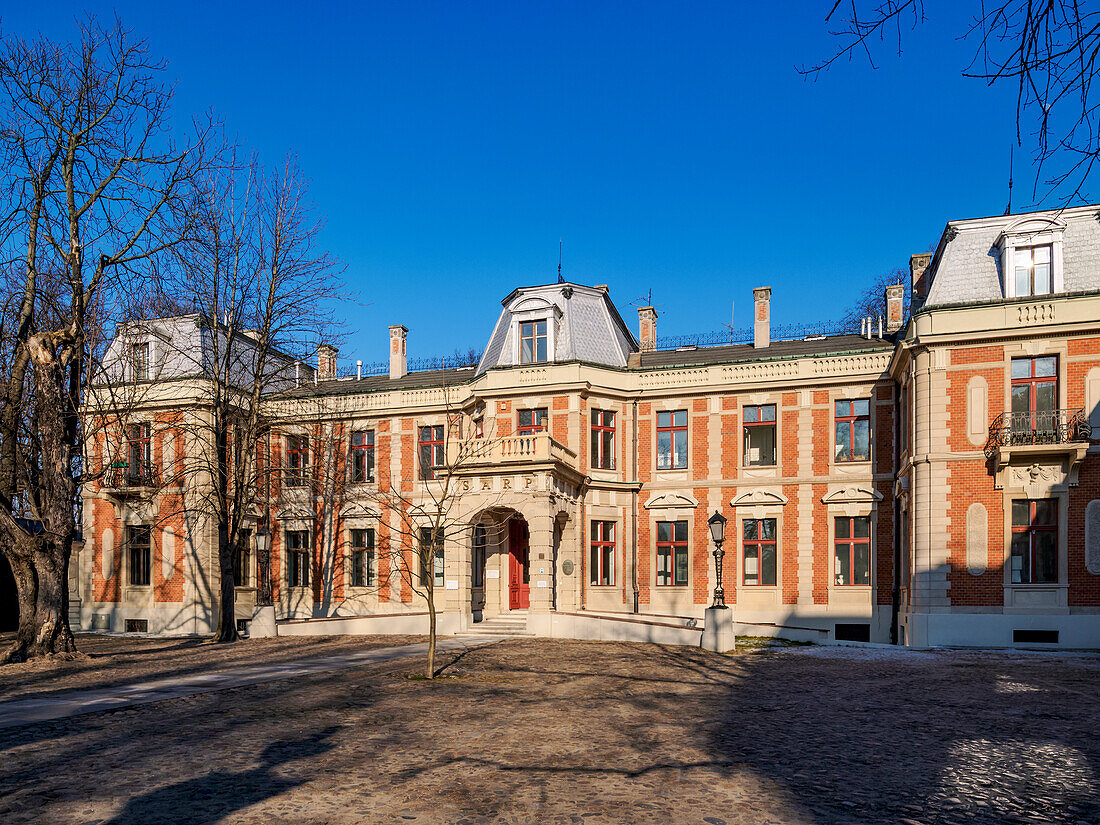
(476, 282, 638, 375)
(922, 203, 1100, 308)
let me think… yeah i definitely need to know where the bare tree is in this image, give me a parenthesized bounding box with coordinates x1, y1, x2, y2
(0, 19, 212, 662)
(840, 265, 910, 332)
(802, 2, 1100, 202)
(153, 154, 343, 643)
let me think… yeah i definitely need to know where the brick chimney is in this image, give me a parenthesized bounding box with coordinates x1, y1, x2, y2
(638, 306, 657, 352)
(910, 253, 933, 301)
(317, 344, 338, 380)
(389, 325, 407, 380)
(753, 287, 771, 349)
(885, 284, 905, 333)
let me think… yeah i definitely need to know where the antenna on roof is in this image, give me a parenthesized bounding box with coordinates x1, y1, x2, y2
(557, 239, 564, 283)
(722, 300, 736, 343)
(1004, 143, 1014, 215)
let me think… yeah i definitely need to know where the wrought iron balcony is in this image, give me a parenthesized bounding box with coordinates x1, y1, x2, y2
(984, 409, 1092, 459)
(102, 463, 161, 493)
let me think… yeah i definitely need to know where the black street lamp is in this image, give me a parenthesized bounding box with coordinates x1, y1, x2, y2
(707, 510, 728, 608)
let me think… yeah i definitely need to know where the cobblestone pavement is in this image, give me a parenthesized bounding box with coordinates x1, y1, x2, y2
(1, 639, 1097, 825)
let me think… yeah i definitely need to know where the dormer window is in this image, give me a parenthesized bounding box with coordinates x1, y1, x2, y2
(519, 320, 547, 364)
(1014, 245, 1052, 297)
(130, 341, 149, 381)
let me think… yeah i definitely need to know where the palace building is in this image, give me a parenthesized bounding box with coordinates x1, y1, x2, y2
(74, 203, 1100, 648)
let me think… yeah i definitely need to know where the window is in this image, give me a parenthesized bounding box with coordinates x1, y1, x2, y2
(233, 529, 251, 587)
(742, 519, 777, 586)
(286, 530, 310, 588)
(419, 527, 444, 587)
(128, 525, 151, 586)
(349, 528, 375, 587)
(743, 404, 776, 466)
(130, 341, 149, 381)
(1011, 356, 1058, 437)
(472, 525, 486, 588)
(126, 423, 151, 484)
(517, 408, 548, 435)
(834, 516, 871, 585)
(519, 319, 548, 364)
(590, 521, 615, 586)
(834, 400, 870, 462)
(656, 520, 689, 586)
(1014, 244, 1052, 297)
(656, 411, 688, 470)
(349, 430, 375, 483)
(418, 425, 445, 480)
(285, 435, 309, 487)
(590, 410, 616, 470)
(1011, 499, 1058, 584)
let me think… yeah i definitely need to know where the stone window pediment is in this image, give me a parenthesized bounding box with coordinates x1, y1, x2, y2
(821, 486, 883, 506)
(643, 492, 699, 510)
(730, 489, 788, 507)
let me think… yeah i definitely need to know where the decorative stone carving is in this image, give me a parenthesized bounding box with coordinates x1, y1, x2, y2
(1011, 463, 1065, 498)
(161, 529, 175, 583)
(821, 486, 883, 505)
(340, 503, 380, 520)
(730, 489, 788, 507)
(1086, 500, 1100, 576)
(276, 504, 315, 522)
(643, 492, 699, 509)
(966, 376, 987, 447)
(965, 503, 987, 576)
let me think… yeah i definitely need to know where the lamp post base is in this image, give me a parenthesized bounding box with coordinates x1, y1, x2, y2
(700, 605, 735, 653)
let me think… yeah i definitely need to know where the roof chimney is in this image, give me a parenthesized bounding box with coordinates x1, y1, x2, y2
(389, 325, 407, 380)
(638, 306, 657, 352)
(885, 284, 905, 333)
(317, 344, 338, 380)
(753, 287, 771, 349)
(910, 253, 933, 301)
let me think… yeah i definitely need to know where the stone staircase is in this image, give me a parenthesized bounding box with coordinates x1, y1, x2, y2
(456, 611, 534, 638)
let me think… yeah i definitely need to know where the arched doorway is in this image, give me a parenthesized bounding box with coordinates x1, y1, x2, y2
(0, 553, 18, 632)
(508, 517, 530, 610)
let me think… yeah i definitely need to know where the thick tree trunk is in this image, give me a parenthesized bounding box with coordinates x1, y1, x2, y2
(211, 526, 239, 643)
(1, 536, 76, 663)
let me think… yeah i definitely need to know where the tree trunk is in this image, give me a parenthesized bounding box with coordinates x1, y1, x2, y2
(211, 526, 239, 643)
(1, 536, 76, 663)
(1, 549, 37, 664)
(426, 583, 436, 678)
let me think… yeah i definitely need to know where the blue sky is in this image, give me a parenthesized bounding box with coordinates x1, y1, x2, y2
(6, 3, 1033, 367)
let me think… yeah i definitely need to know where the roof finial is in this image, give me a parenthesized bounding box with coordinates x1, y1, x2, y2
(557, 238, 564, 283)
(1004, 143, 1014, 216)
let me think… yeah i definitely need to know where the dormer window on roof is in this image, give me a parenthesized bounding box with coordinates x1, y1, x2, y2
(520, 319, 547, 364)
(998, 215, 1066, 299)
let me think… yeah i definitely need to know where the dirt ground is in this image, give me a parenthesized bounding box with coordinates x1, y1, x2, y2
(0, 636, 1097, 825)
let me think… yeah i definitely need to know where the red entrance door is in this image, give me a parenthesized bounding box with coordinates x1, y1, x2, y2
(508, 519, 530, 609)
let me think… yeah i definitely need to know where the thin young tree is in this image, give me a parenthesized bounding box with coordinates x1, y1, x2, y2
(159, 154, 342, 643)
(0, 19, 212, 662)
(802, 2, 1100, 202)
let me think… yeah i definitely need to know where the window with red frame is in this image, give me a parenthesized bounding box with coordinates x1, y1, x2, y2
(656, 410, 688, 469)
(590, 521, 615, 585)
(285, 434, 309, 487)
(742, 518, 777, 585)
(834, 400, 870, 462)
(834, 516, 870, 585)
(349, 430, 375, 483)
(418, 425, 445, 480)
(590, 410, 615, 470)
(1011, 356, 1057, 437)
(126, 423, 151, 483)
(743, 404, 776, 466)
(1011, 499, 1058, 583)
(656, 520, 689, 586)
(517, 408, 548, 435)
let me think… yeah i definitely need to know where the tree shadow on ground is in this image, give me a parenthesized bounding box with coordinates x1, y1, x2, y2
(101, 725, 340, 825)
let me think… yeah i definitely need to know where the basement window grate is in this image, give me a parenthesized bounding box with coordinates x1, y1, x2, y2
(834, 623, 871, 642)
(124, 619, 148, 633)
(1013, 629, 1059, 645)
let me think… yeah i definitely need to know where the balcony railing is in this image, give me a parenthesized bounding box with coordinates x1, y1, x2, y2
(102, 463, 161, 491)
(448, 431, 578, 471)
(984, 409, 1092, 459)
